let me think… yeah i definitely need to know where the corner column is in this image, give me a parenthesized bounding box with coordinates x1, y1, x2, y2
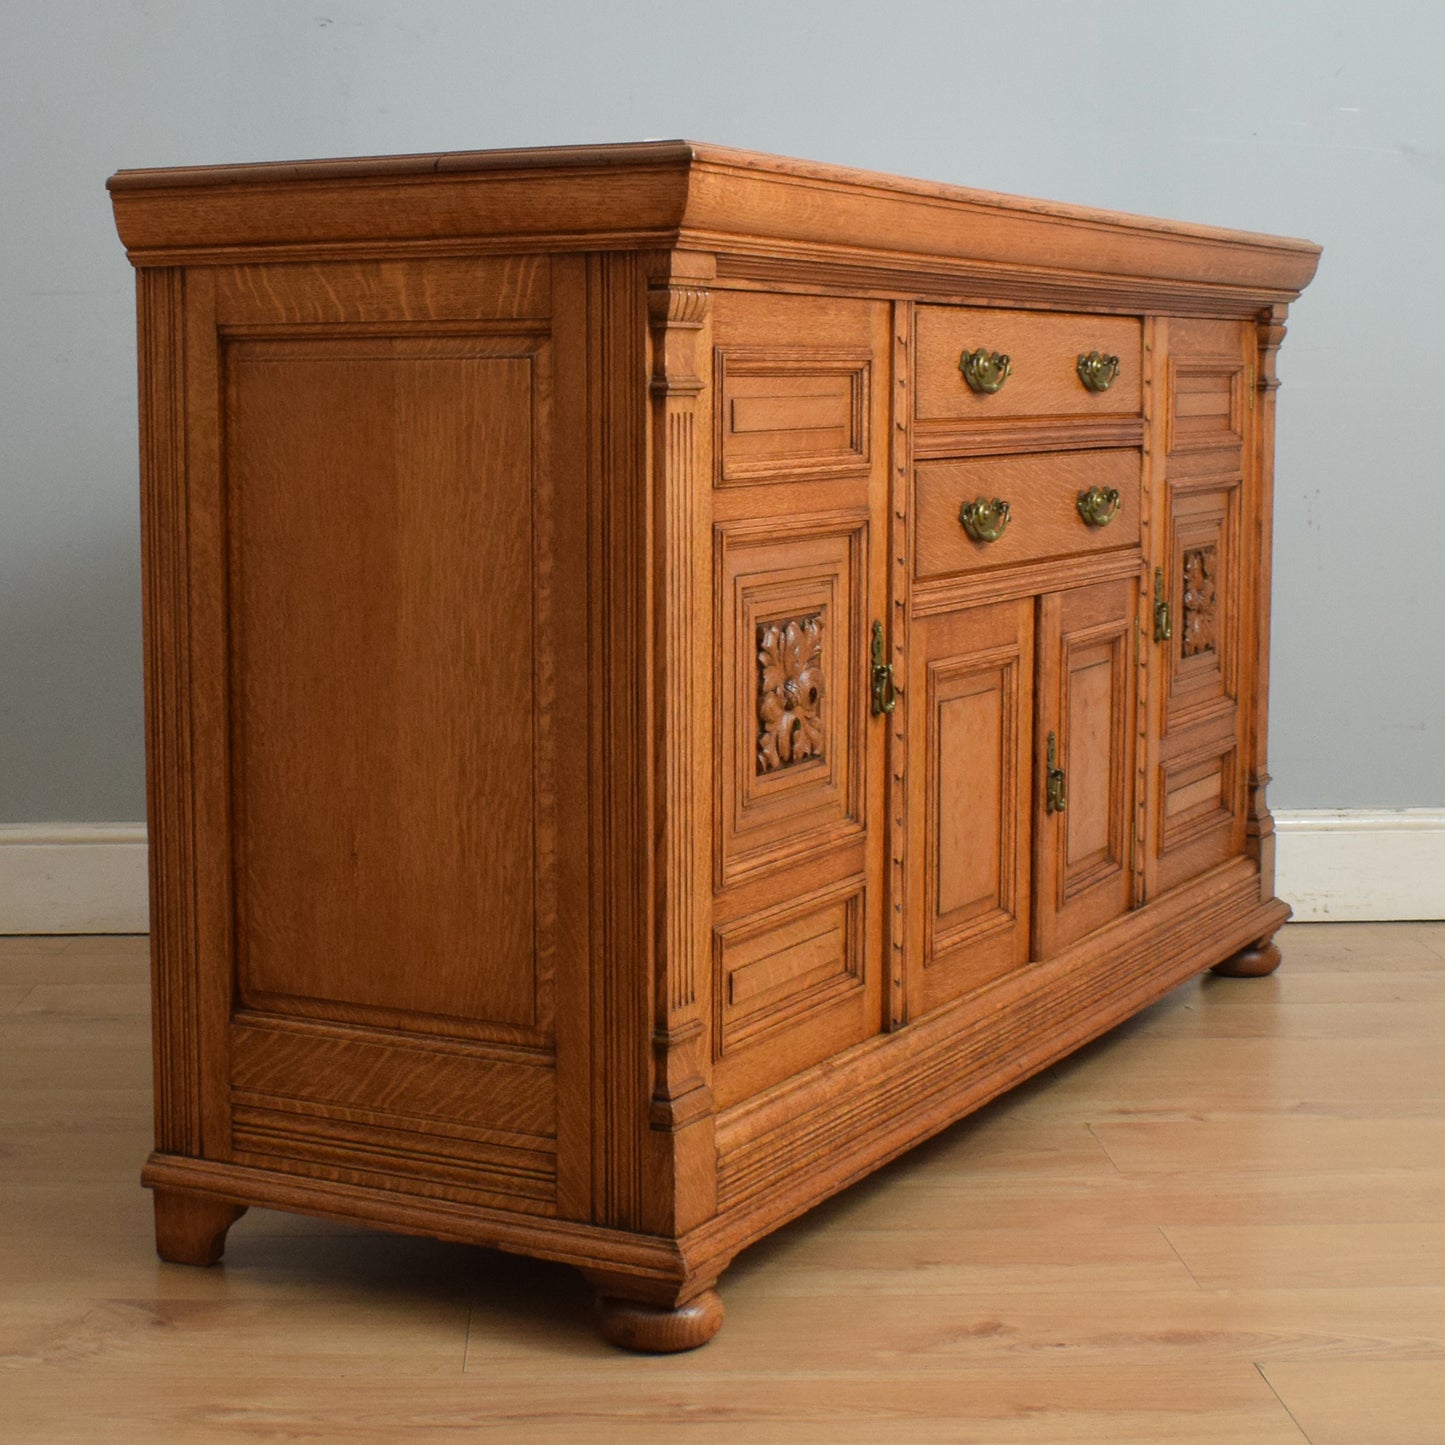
(1214, 304, 1290, 980)
(641, 250, 718, 1232)
(1243, 304, 1289, 903)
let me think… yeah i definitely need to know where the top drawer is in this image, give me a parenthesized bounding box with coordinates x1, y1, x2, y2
(915, 307, 1142, 421)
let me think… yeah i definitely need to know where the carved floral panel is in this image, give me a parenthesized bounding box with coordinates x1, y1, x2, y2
(1181, 545, 1218, 658)
(757, 614, 826, 772)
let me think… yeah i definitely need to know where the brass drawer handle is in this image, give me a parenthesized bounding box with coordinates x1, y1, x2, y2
(1077, 351, 1120, 392)
(960, 348, 1012, 394)
(960, 496, 1011, 543)
(1077, 486, 1121, 528)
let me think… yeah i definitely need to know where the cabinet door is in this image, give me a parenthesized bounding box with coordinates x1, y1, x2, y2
(709, 289, 892, 1107)
(1033, 578, 1138, 958)
(1145, 318, 1251, 897)
(905, 599, 1034, 1017)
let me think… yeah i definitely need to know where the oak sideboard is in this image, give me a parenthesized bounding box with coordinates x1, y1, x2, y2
(109, 141, 1319, 1351)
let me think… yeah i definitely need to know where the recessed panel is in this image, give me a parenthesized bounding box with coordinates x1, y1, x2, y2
(1160, 742, 1238, 851)
(716, 514, 868, 887)
(906, 598, 1034, 1018)
(1063, 645, 1118, 877)
(1164, 483, 1240, 735)
(712, 880, 870, 1107)
(227, 335, 554, 1039)
(717, 350, 871, 484)
(934, 676, 1008, 924)
(1168, 359, 1244, 453)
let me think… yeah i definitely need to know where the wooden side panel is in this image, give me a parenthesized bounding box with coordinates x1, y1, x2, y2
(214, 256, 550, 325)
(229, 1016, 557, 1214)
(228, 336, 550, 1037)
(1033, 578, 1138, 958)
(1146, 318, 1251, 899)
(137, 267, 210, 1158)
(160, 255, 591, 1221)
(906, 598, 1034, 1016)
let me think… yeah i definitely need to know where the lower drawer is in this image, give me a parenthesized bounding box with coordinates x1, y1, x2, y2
(914, 448, 1141, 579)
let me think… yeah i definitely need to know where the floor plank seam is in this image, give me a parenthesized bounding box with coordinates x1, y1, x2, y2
(1085, 1122, 1124, 1174)
(1155, 1226, 1204, 1290)
(1255, 1360, 1316, 1444)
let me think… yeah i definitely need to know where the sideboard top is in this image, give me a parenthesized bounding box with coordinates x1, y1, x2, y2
(108, 140, 1320, 308)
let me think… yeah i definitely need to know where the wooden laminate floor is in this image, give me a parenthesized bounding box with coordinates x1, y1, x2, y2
(3, 923, 1444, 1443)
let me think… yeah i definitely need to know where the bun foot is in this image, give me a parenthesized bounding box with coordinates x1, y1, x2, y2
(1211, 938, 1283, 978)
(596, 1288, 724, 1353)
(153, 1188, 247, 1266)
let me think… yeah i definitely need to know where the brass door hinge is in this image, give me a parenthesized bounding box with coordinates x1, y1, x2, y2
(1045, 731, 1067, 814)
(870, 620, 898, 716)
(1153, 567, 1173, 644)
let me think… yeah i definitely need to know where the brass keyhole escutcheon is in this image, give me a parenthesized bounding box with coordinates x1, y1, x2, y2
(1077, 351, 1120, 392)
(1077, 486, 1121, 528)
(960, 348, 1012, 394)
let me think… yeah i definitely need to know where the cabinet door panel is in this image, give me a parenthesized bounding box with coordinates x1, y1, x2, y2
(907, 599, 1034, 1017)
(709, 290, 892, 1107)
(1033, 578, 1138, 958)
(1146, 318, 1251, 898)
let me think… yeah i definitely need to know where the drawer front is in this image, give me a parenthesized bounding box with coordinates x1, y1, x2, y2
(914, 449, 1141, 578)
(916, 307, 1142, 420)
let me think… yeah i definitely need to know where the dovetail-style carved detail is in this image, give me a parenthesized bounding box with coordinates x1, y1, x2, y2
(649, 285, 709, 397)
(756, 614, 826, 773)
(1181, 545, 1218, 658)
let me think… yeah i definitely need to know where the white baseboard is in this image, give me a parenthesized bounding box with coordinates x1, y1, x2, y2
(1274, 808, 1445, 922)
(0, 824, 149, 935)
(0, 811, 1439, 935)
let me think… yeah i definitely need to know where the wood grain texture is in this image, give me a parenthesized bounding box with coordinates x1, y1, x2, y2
(110, 142, 1322, 307)
(913, 449, 1141, 579)
(226, 332, 553, 1036)
(152, 1188, 247, 1265)
(1033, 577, 1139, 958)
(135, 267, 201, 1159)
(906, 599, 1035, 1015)
(14, 924, 1445, 1440)
(914, 306, 1142, 420)
(636, 250, 718, 1244)
(112, 143, 1316, 1351)
(586, 250, 652, 1234)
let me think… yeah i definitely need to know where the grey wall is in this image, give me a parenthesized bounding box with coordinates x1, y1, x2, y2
(4, 0, 1441, 819)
